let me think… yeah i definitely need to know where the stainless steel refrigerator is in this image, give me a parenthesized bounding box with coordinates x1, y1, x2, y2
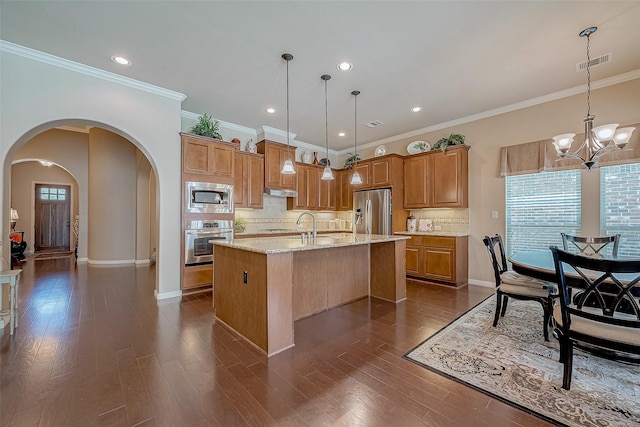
(353, 188, 392, 235)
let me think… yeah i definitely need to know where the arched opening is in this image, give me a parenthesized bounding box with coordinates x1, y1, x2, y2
(5, 120, 159, 289)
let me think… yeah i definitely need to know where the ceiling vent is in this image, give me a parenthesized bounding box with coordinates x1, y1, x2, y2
(576, 53, 612, 72)
(365, 120, 384, 128)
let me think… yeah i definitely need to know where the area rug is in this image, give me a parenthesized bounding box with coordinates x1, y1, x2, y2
(404, 296, 640, 427)
(33, 251, 73, 260)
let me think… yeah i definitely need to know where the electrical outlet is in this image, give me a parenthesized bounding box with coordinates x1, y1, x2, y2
(243, 271, 248, 284)
(491, 211, 499, 219)
(434, 225, 442, 231)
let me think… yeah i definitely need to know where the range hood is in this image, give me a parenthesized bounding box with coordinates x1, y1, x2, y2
(264, 187, 297, 198)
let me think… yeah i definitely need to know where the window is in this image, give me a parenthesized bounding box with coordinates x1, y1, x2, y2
(506, 170, 581, 256)
(39, 187, 67, 201)
(600, 163, 640, 257)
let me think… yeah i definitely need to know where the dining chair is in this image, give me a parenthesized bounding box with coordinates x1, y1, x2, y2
(561, 233, 620, 257)
(550, 246, 640, 390)
(483, 234, 557, 341)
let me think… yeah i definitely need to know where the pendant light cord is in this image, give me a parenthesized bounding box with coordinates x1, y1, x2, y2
(354, 91, 358, 168)
(586, 32, 591, 117)
(286, 57, 291, 158)
(325, 77, 329, 160)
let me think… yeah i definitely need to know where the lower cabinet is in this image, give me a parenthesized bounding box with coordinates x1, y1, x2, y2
(182, 264, 213, 290)
(405, 235, 468, 287)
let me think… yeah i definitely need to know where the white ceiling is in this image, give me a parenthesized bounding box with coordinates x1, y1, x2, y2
(2, 1, 640, 151)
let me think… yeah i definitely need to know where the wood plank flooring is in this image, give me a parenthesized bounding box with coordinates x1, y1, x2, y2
(0, 258, 553, 426)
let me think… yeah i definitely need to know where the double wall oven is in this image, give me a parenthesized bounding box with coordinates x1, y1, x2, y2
(184, 219, 234, 266)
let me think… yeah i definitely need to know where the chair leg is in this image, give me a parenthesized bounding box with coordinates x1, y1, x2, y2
(493, 291, 502, 327)
(541, 303, 550, 342)
(500, 295, 509, 317)
(562, 341, 573, 390)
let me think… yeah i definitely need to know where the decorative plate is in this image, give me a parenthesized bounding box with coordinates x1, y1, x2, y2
(374, 145, 387, 156)
(318, 158, 331, 166)
(407, 140, 431, 154)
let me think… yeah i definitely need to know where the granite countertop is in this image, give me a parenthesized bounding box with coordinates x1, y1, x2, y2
(212, 233, 409, 254)
(394, 231, 469, 237)
(239, 228, 351, 236)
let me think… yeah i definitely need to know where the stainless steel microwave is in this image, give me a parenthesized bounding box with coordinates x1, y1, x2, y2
(185, 182, 234, 214)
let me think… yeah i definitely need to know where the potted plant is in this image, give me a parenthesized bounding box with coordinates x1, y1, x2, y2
(189, 113, 223, 140)
(344, 152, 361, 169)
(432, 133, 466, 152)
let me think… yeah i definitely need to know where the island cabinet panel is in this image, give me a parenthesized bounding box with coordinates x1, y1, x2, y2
(181, 133, 235, 184)
(257, 140, 297, 191)
(214, 246, 294, 356)
(326, 245, 369, 309)
(293, 250, 329, 320)
(370, 240, 407, 302)
(234, 151, 264, 209)
(403, 145, 469, 208)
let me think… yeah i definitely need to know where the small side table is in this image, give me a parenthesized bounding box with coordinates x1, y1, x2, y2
(0, 270, 21, 336)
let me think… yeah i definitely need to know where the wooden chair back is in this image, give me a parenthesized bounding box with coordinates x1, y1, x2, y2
(561, 233, 620, 257)
(483, 234, 508, 286)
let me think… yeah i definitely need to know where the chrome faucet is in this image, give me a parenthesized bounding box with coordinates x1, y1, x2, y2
(296, 211, 317, 241)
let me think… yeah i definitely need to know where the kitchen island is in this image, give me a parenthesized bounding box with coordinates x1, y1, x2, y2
(212, 233, 409, 356)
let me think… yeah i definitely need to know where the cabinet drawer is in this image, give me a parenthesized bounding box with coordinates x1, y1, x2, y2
(423, 236, 455, 248)
(406, 235, 422, 246)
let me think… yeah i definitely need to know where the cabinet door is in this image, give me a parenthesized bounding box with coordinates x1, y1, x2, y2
(264, 145, 284, 188)
(404, 155, 429, 208)
(210, 145, 234, 179)
(306, 167, 319, 209)
(318, 171, 336, 210)
(406, 246, 422, 276)
(183, 139, 211, 174)
(352, 161, 371, 189)
(371, 158, 391, 187)
(234, 152, 247, 207)
(337, 170, 353, 211)
(423, 247, 455, 282)
(280, 148, 297, 190)
(431, 148, 468, 207)
(289, 164, 308, 210)
(247, 155, 264, 209)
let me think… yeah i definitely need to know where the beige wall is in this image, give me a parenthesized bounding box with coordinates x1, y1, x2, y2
(353, 78, 640, 286)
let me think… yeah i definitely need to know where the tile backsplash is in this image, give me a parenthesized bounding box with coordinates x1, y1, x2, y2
(236, 195, 353, 234)
(409, 208, 469, 233)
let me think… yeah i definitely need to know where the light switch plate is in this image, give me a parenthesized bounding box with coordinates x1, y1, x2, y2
(491, 211, 499, 219)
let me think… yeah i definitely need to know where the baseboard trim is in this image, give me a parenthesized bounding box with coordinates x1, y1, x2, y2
(87, 259, 135, 265)
(135, 259, 151, 265)
(468, 279, 494, 288)
(155, 290, 182, 300)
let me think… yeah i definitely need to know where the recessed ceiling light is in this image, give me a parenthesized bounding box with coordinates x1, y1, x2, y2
(111, 55, 131, 66)
(411, 106, 422, 113)
(337, 62, 352, 72)
(338, 132, 346, 137)
(266, 107, 276, 114)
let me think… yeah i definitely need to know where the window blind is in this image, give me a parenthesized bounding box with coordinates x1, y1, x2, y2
(600, 163, 640, 257)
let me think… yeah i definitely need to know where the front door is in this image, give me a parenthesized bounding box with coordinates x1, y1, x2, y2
(34, 184, 71, 252)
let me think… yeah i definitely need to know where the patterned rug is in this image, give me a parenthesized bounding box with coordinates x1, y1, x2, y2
(404, 296, 640, 427)
(33, 251, 73, 260)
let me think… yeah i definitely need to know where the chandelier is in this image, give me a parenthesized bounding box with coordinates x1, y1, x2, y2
(552, 27, 635, 170)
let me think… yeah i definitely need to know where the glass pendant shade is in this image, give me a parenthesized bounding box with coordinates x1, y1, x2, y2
(613, 127, 635, 148)
(350, 170, 363, 185)
(552, 133, 575, 155)
(321, 165, 334, 180)
(281, 158, 296, 174)
(592, 123, 618, 141)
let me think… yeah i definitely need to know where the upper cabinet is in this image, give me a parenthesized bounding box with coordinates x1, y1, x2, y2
(181, 133, 235, 184)
(257, 140, 297, 191)
(336, 169, 353, 211)
(403, 145, 469, 209)
(235, 151, 264, 209)
(288, 164, 336, 211)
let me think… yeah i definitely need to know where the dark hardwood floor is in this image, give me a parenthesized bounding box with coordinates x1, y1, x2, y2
(1, 258, 552, 427)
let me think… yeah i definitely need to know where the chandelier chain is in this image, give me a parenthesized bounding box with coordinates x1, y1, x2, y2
(586, 32, 591, 117)
(286, 58, 290, 157)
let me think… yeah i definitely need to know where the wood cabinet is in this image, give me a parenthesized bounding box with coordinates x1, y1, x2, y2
(181, 133, 235, 184)
(318, 170, 337, 210)
(288, 164, 336, 211)
(403, 145, 469, 209)
(234, 151, 264, 209)
(404, 235, 468, 287)
(182, 264, 213, 290)
(257, 140, 297, 191)
(371, 157, 392, 187)
(337, 169, 354, 211)
(351, 161, 371, 189)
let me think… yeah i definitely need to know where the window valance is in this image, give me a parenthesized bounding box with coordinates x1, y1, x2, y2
(500, 122, 640, 177)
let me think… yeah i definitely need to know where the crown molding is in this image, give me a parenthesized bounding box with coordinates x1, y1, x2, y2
(339, 69, 640, 155)
(181, 110, 257, 135)
(0, 40, 186, 101)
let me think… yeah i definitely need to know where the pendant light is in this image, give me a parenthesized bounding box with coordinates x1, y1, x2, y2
(350, 90, 363, 185)
(281, 53, 296, 175)
(320, 74, 334, 180)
